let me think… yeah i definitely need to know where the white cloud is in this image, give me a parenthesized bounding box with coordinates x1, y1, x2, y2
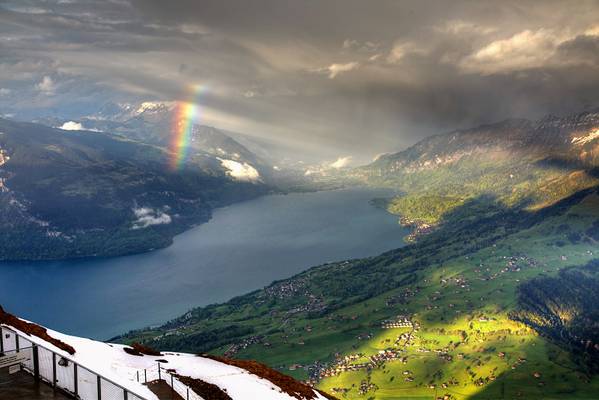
(179, 23, 209, 35)
(342, 39, 359, 49)
(3, 5, 49, 15)
(57, 121, 101, 132)
(304, 156, 353, 176)
(386, 42, 424, 64)
(435, 20, 496, 35)
(584, 25, 599, 37)
(329, 156, 352, 169)
(459, 28, 575, 74)
(59, 121, 84, 130)
(132, 207, 172, 229)
(322, 62, 360, 79)
(218, 158, 262, 182)
(36, 76, 56, 94)
(0, 88, 11, 96)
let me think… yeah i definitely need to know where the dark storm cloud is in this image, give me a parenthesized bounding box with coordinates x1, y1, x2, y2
(1, 0, 599, 160)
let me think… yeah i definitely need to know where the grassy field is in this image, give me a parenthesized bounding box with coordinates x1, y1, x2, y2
(120, 191, 599, 399)
(313, 194, 599, 399)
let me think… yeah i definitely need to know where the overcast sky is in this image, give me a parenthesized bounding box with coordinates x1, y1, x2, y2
(1, 0, 599, 161)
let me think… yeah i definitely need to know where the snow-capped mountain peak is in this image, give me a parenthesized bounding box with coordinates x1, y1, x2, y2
(134, 101, 177, 115)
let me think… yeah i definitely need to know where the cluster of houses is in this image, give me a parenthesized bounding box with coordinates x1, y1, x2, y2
(358, 379, 378, 396)
(395, 331, 416, 347)
(223, 335, 263, 357)
(510, 356, 528, 370)
(381, 315, 414, 329)
(385, 286, 420, 306)
(263, 277, 308, 300)
(317, 347, 411, 379)
(150, 327, 184, 342)
(285, 294, 327, 316)
(400, 216, 436, 242)
(329, 387, 350, 396)
(473, 254, 542, 282)
(504, 255, 539, 270)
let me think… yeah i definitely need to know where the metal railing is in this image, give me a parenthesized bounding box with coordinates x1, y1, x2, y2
(136, 364, 205, 400)
(0, 324, 150, 400)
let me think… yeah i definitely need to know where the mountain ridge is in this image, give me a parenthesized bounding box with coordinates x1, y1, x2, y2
(351, 109, 599, 235)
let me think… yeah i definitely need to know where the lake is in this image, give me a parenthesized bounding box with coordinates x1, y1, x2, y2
(0, 188, 409, 339)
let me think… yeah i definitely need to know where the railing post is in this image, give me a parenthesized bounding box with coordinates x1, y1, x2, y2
(52, 352, 57, 387)
(158, 364, 161, 380)
(187, 387, 189, 400)
(124, 389, 128, 400)
(33, 345, 40, 381)
(171, 374, 174, 399)
(97, 376, 102, 400)
(136, 370, 139, 382)
(74, 363, 78, 396)
(144, 369, 147, 383)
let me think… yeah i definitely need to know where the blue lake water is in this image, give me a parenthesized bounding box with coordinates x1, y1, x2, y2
(0, 188, 408, 340)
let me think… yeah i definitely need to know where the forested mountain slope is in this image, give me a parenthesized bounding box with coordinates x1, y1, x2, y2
(354, 110, 599, 238)
(0, 118, 269, 260)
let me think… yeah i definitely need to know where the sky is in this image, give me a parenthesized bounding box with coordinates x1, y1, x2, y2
(1, 0, 599, 162)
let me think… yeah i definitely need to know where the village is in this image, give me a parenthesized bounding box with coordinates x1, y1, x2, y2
(304, 250, 566, 398)
(201, 246, 596, 399)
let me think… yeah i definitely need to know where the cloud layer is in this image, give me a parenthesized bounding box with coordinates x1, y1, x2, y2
(1, 0, 599, 160)
(132, 207, 172, 229)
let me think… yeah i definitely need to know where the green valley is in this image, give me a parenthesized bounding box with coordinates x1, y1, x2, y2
(119, 187, 599, 399)
(118, 110, 599, 399)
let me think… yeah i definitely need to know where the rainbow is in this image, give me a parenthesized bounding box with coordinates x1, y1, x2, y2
(169, 85, 205, 170)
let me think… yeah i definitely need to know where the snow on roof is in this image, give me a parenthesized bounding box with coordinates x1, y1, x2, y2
(1, 316, 330, 400)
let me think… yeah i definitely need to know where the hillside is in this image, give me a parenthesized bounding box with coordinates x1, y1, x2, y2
(0, 118, 269, 260)
(118, 186, 599, 399)
(354, 110, 599, 239)
(118, 110, 599, 399)
(0, 306, 333, 400)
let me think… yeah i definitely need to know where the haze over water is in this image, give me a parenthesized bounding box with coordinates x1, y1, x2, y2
(0, 188, 408, 339)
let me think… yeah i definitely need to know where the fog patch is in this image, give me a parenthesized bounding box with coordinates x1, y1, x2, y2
(330, 156, 352, 169)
